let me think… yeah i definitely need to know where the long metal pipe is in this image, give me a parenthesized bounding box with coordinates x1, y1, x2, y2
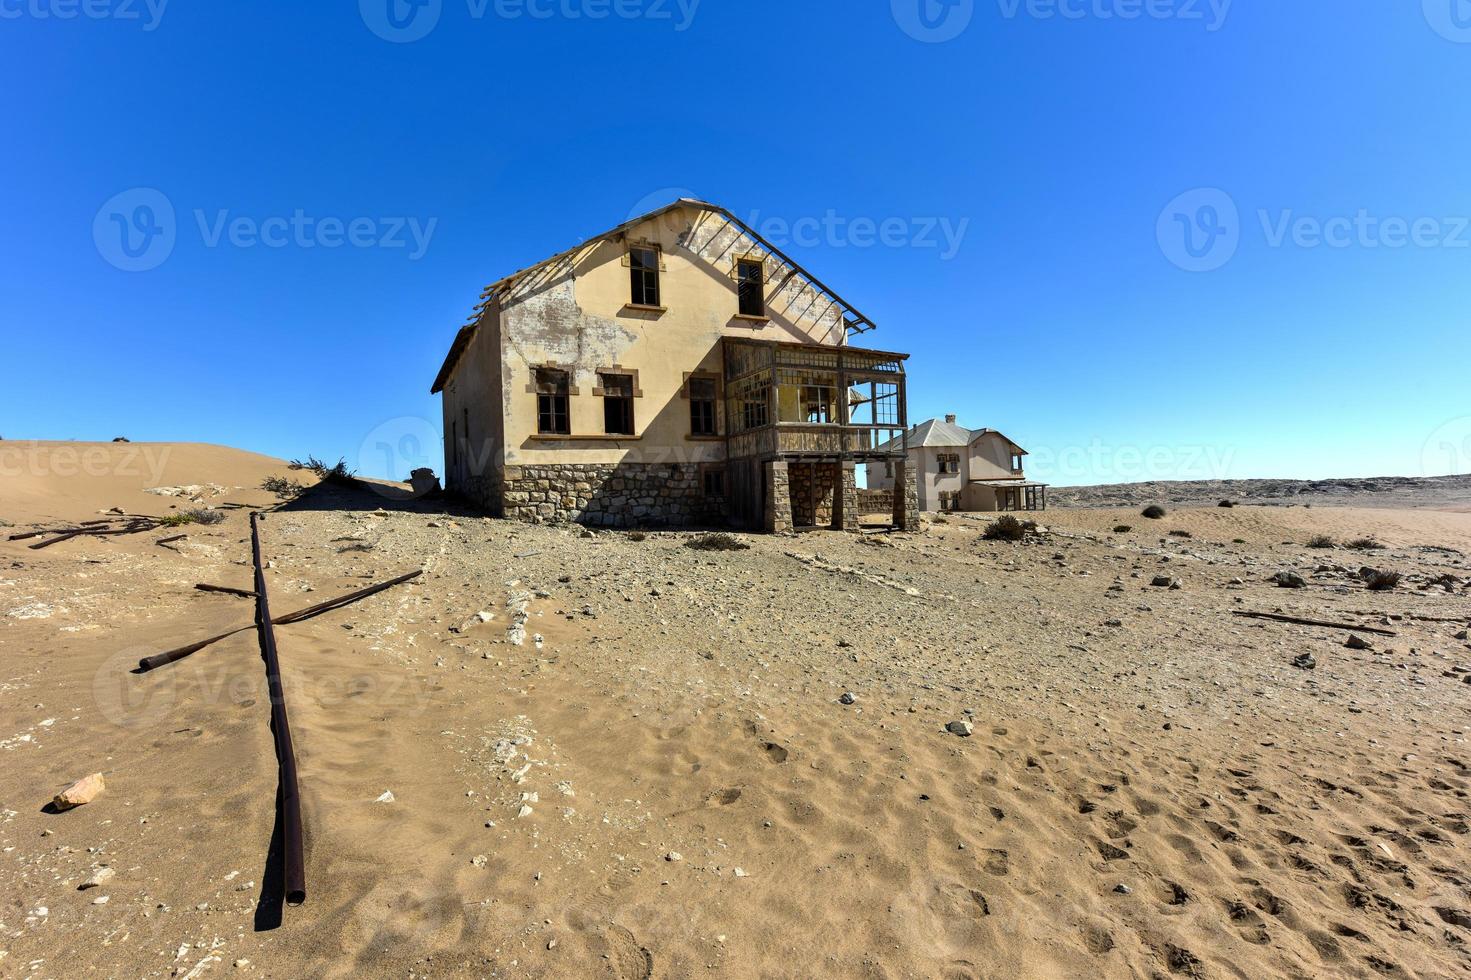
(251, 512, 307, 907)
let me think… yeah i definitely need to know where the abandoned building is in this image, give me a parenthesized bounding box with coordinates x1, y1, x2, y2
(865, 415, 1048, 513)
(431, 198, 919, 532)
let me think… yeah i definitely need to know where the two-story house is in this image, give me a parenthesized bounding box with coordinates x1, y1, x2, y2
(866, 415, 1048, 513)
(431, 199, 919, 532)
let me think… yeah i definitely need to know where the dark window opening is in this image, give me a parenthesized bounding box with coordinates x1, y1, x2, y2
(1011, 453, 1024, 473)
(600, 373, 635, 435)
(938, 453, 960, 475)
(703, 469, 725, 497)
(742, 396, 768, 431)
(689, 377, 717, 436)
(629, 246, 660, 307)
(737, 259, 764, 317)
(535, 368, 570, 435)
(801, 384, 836, 424)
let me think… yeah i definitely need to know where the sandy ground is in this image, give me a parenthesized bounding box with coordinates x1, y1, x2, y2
(2, 443, 1471, 979)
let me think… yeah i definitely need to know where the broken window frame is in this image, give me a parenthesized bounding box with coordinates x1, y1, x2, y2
(736, 257, 765, 318)
(628, 244, 661, 308)
(688, 375, 718, 437)
(534, 368, 571, 435)
(597, 371, 636, 436)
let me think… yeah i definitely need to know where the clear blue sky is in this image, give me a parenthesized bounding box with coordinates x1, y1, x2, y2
(4, 1, 1468, 485)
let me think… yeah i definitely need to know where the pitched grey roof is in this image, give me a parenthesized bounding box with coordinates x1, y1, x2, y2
(873, 417, 972, 453)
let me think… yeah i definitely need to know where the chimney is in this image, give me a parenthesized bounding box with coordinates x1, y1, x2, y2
(945, 414, 957, 424)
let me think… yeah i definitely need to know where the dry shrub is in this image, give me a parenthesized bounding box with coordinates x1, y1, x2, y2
(1169, 530, 1193, 539)
(1346, 537, 1386, 551)
(1113, 524, 1133, 533)
(1142, 505, 1167, 519)
(1306, 535, 1336, 549)
(685, 533, 751, 552)
(1218, 499, 1236, 508)
(983, 515, 1037, 542)
(625, 531, 648, 542)
(1364, 570, 1401, 592)
(262, 475, 305, 499)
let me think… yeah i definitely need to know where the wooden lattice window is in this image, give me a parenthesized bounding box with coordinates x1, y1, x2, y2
(534, 368, 570, 435)
(629, 245, 661, 307)
(737, 258, 765, 317)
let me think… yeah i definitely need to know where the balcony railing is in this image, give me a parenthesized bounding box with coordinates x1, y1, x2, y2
(727, 423, 907, 459)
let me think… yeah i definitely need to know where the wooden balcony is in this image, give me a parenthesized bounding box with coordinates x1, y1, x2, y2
(727, 423, 907, 460)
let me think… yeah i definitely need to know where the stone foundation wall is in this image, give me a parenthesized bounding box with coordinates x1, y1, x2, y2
(854, 488, 893, 513)
(763, 461, 793, 533)
(459, 472, 504, 518)
(894, 461, 920, 531)
(788, 462, 838, 527)
(499, 463, 723, 528)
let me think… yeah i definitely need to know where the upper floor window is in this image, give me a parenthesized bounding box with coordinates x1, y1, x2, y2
(1011, 453, 1024, 473)
(737, 258, 765, 317)
(599, 372, 635, 435)
(629, 245, 661, 308)
(801, 384, 836, 424)
(938, 453, 961, 475)
(689, 376, 717, 436)
(535, 368, 570, 435)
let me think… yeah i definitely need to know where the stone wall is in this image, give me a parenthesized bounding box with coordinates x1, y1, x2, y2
(838, 463, 860, 531)
(894, 460, 921, 531)
(495, 462, 723, 528)
(763, 461, 793, 533)
(788, 461, 838, 528)
(854, 488, 893, 514)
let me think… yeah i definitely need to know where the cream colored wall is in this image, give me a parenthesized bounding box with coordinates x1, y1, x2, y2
(968, 432, 1021, 481)
(441, 304, 504, 486)
(487, 205, 848, 468)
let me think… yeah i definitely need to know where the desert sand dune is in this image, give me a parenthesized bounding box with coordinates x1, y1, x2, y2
(2, 445, 1469, 977)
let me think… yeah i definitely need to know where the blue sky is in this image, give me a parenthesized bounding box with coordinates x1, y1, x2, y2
(3, 1, 1468, 485)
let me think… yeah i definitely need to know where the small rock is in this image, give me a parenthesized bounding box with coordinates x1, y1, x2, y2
(665, 851, 683, 862)
(79, 866, 115, 890)
(53, 773, 105, 811)
(839, 692, 857, 705)
(733, 867, 748, 877)
(471, 854, 488, 868)
(1103, 618, 1123, 628)
(375, 790, 395, 803)
(1150, 576, 1177, 588)
(1292, 652, 1317, 670)
(91, 895, 110, 905)
(1455, 629, 1468, 641)
(946, 720, 973, 737)
(1114, 883, 1132, 895)
(1345, 635, 1372, 650)
(1273, 571, 1306, 589)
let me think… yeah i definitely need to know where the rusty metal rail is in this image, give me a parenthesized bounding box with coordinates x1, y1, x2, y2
(252, 512, 307, 908)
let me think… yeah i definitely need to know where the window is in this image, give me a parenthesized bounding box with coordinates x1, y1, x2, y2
(599, 372, 635, 435)
(1011, 453, 1024, 474)
(689, 376, 717, 436)
(534, 368, 570, 435)
(884, 460, 894, 479)
(702, 468, 725, 497)
(938, 453, 961, 475)
(801, 384, 836, 424)
(629, 245, 660, 307)
(737, 258, 765, 317)
(742, 391, 769, 430)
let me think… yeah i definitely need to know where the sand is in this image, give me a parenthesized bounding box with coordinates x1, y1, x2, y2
(2, 443, 1469, 978)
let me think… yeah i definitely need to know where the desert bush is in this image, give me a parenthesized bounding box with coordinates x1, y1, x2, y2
(1345, 537, 1386, 551)
(261, 475, 305, 499)
(626, 531, 648, 542)
(1142, 505, 1167, 519)
(983, 515, 1038, 541)
(1233, 538, 1247, 544)
(157, 508, 228, 527)
(685, 533, 751, 552)
(1113, 524, 1132, 534)
(1218, 499, 1236, 508)
(1364, 570, 1401, 592)
(1169, 530, 1193, 539)
(290, 456, 356, 485)
(1306, 535, 1336, 549)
